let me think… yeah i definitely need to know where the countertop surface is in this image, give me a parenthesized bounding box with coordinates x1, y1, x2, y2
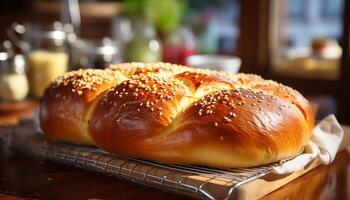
(0, 101, 349, 200)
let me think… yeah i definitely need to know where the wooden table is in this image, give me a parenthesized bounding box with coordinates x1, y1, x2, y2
(0, 102, 349, 200)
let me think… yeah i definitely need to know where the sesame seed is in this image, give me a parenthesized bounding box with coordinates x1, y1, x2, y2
(224, 117, 232, 123)
(229, 112, 236, 118)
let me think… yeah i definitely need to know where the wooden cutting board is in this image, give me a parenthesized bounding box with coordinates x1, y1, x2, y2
(235, 125, 350, 200)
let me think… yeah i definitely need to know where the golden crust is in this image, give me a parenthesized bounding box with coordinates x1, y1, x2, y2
(235, 73, 314, 135)
(89, 74, 189, 155)
(40, 69, 126, 145)
(150, 88, 308, 167)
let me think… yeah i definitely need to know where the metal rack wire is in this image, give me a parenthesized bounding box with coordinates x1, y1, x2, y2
(1, 119, 275, 200)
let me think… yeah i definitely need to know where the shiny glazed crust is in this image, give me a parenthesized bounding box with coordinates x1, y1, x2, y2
(40, 62, 314, 167)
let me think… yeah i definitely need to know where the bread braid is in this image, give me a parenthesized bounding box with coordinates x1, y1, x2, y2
(40, 62, 314, 167)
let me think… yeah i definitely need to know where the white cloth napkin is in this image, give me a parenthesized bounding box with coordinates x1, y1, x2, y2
(273, 115, 345, 174)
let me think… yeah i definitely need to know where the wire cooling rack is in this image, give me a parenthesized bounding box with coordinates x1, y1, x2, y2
(0, 119, 279, 200)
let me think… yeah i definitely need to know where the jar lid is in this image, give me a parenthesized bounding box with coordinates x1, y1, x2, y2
(73, 37, 121, 56)
(21, 21, 73, 41)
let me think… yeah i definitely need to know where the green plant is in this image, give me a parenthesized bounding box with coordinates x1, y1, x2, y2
(123, 0, 186, 35)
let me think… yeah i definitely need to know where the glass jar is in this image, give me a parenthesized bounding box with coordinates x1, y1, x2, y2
(72, 37, 123, 69)
(0, 41, 29, 101)
(125, 19, 161, 62)
(7, 22, 70, 98)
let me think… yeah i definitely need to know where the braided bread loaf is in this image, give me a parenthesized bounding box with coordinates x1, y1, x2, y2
(40, 62, 314, 168)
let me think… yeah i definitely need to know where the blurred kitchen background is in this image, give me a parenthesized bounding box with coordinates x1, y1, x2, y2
(0, 0, 349, 124)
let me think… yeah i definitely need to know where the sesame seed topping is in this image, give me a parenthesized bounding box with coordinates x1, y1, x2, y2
(56, 65, 305, 134)
(229, 112, 236, 118)
(206, 109, 212, 115)
(223, 117, 232, 123)
(52, 69, 126, 96)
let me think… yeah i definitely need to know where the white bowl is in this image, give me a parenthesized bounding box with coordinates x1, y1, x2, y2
(186, 55, 241, 74)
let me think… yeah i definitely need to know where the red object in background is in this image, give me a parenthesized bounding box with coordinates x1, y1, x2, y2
(161, 26, 197, 65)
(162, 43, 196, 65)
(311, 38, 327, 53)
